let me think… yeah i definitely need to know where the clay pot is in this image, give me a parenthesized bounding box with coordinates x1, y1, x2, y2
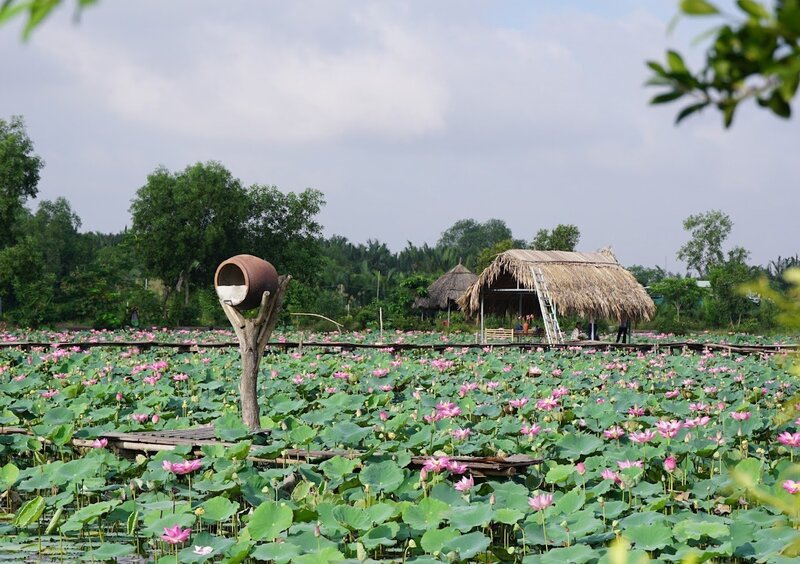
(214, 255, 279, 310)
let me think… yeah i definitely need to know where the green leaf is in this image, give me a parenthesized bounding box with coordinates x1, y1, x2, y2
(675, 102, 709, 124)
(421, 527, 460, 554)
(68, 500, 120, 524)
(358, 460, 404, 493)
(540, 544, 597, 564)
(442, 531, 491, 559)
(737, 0, 770, 19)
(667, 50, 688, 73)
(674, 520, 730, 542)
(319, 455, 358, 479)
(226, 440, 252, 461)
(360, 522, 400, 549)
(334, 505, 373, 531)
(651, 91, 685, 105)
(214, 413, 249, 441)
(247, 501, 293, 541)
(545, 463, 574, 484)
(200, 496, 239, 523)
(448, 503, 493, 532)
(288, 425, 316, 445)
(734, 457, 762, 486)
(556, 433, 603, 459)
(402, 497, 449, 530)
(251, 541, 300, 563)
(85, 544, 135, 559)
(0, 462, 19, 490)
(13, 495, 45, 527)
(493, 507, 525, 525)
(320, 422, 371, 447)
(555, 490, 585, 515)
(680, 0, 719, 15)
(625, 523, 673, 551)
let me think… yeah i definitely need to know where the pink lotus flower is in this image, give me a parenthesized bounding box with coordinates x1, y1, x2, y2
(459, 383, 479, 397)
(665, 389, 681, 399)
(628, 406, 645, 417)
(617, 459, 643, 469)
(173, 373, 189, 382)
(629, 430, 656, 444)
(40, 389, 59, 398)
(778, 432, 800, 448)
(663, 456, 677, 473)
(684, 416, 711, 428)
(783, 480, 800, 494)
(451, 428, 472, 440)
(536, 397, 559, 411)
(508, 397, 528, 410)
(576, 462, 586, 475)
(454, 475, 474, 492)
(423, 456, 451, 473)
(601, 468, 621, 483)
(448, 461, 468, 475)
(520, 423, 541, 437)
(731, 412, 751, 421)
(115, 392, 123, 401)
(655, 420, 682, 439)
(486, 381, 501, 390)
(130, 413, 149, 423)
(604, 426, 625, 440)
(161, 525, 191, 545)
(91, 438, 108, 448)
(379, 411, 388, 421)
(527, 493, 553, 511)
(162, 458, 204, 475)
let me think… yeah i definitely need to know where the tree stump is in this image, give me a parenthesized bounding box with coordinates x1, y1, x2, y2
(219, 275, 291, 431)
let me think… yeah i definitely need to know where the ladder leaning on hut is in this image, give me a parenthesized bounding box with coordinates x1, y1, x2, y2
(531, 267, 564, 345)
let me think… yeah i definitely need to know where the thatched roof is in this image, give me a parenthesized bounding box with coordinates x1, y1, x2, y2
(415, 264, 478, 310)
(458, 249, 655, 322)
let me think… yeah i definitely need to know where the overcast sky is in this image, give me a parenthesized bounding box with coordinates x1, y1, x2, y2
(1, 1, 796, 271)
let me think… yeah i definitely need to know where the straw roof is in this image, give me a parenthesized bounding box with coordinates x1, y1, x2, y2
(415, 264, 478, 310)
(458, 249, 655, 322)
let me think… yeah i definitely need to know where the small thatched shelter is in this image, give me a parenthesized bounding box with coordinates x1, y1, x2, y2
(415, 264, 478, 323)
(458, 249, 655, 326)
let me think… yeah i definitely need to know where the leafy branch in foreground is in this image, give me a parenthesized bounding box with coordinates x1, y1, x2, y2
(0, 0, 97, 40)
(647, 0, 800, 127)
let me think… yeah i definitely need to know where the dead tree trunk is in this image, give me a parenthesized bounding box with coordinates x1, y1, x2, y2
(219, 275, 291, 431)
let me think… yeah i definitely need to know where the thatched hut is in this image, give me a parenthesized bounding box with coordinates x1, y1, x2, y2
(415, 264, 478, 323)
(458, 249, 655, 339)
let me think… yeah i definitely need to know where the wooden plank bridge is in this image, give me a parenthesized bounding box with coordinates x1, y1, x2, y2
(0, 426, 540, 477)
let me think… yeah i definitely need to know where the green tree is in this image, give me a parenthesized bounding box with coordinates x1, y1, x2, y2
(0, 115, 44, 249)
(707, 247, 762, 327)
(530, 224, 581, 251)
(677, 210, 733, 277)
(627, 264, 669, 287)
(245, 185, 325, 284)
(650, 277, 707, 321)
(438, 218, 518, 269)
(647, 0, 800, 127)
(476, 238, 515, 271)
(130, 162, 249, 320)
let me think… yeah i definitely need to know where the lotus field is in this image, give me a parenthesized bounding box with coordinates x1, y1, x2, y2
(1, 334, 800, 562)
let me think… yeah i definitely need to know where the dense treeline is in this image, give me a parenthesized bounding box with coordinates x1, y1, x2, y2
(0, 115, 795, 333)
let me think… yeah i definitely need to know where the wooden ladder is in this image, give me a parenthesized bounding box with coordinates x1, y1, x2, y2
(531, 268, 564, 345)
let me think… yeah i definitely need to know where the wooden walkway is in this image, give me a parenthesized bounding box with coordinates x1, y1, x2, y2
(0, 426, 539, 477)
(0, 339, 796, 355)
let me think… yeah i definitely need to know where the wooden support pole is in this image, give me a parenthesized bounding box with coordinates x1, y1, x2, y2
(220, 275, 291, 431)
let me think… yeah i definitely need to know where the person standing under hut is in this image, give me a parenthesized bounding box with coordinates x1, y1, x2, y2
(616, 317, 629, 343)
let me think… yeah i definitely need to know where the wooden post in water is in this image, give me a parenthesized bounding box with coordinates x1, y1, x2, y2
(219, 278, 290, 430)
(215, 255, 291, 431)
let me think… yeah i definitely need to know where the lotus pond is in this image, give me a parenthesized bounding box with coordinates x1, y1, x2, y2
(1, 337, 800, 562)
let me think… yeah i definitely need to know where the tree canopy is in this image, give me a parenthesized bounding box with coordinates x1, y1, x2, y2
(677, 210, 733, 277)
(530, 224, 581, 251)
(0, 116, 44, 249)
(648, 0, 800, 126)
